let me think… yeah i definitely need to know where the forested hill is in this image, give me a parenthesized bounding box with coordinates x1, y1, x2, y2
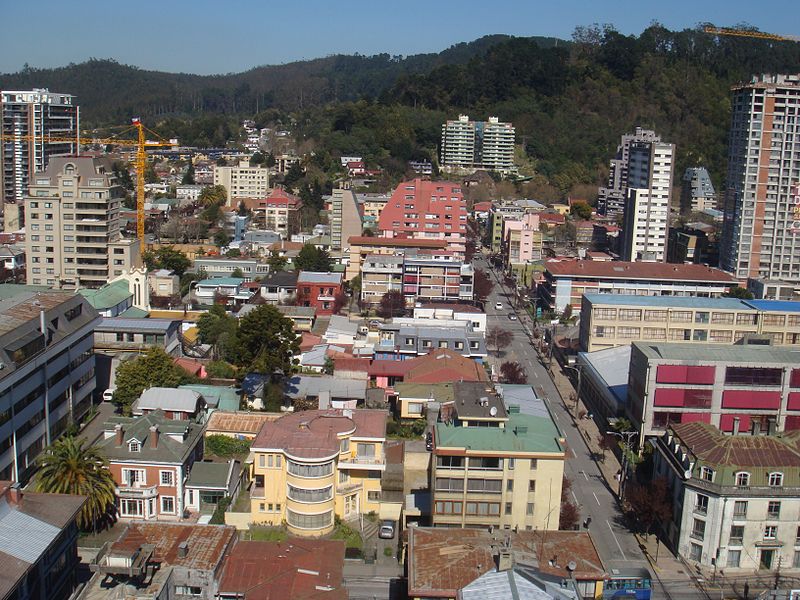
(0, 34, 556, 122)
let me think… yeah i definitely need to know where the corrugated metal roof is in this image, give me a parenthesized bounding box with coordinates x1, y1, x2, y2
(633, 341, 800, 363)
(0, 500, 60, 564)
(134, 387, 202, 412)
(460, 569, 553, 600)
(96, 317, 178, 332)
(584, 294, 750, 310)
(746, 300, 800, 313)
(297, 271, 343, 284)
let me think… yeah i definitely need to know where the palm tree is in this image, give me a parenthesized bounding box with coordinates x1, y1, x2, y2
(33, 436, 117, 531)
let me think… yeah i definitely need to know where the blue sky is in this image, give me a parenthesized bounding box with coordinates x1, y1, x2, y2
(1, 0, 797, 75)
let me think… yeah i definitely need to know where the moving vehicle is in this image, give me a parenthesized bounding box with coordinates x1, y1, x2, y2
(425, 432, 433, 451)
(508, 313, 518, 321)
(495, 302, 504, 310)
(379, 520, 396, 539)
(102, 388, 116, 402)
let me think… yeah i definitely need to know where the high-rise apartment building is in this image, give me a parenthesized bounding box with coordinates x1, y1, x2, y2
(25, 156, 139, 289)
(680, 167, 716, 213)
(721, 74, 800, 284)
(440, 115, 515, 174)
(213, 160, 269, 206)
(621, 138, 675, 261)
(0, 89, 78, 230)
(329, 185, 362, 250)
(598, 127, 661, 218)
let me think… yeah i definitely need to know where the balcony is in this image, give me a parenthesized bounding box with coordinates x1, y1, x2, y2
(251, 485, 265, 499)
(338, 456, 385, 471)
(116, 484, 157, 499)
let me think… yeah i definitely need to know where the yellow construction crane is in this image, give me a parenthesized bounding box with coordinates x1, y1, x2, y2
(0, 119, 172, 254)
(703, 26, 800, 43)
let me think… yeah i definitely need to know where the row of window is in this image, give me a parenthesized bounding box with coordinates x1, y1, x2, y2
(699, 466, 784, 487)
(436, 456, 538, 470)
(435, 477, 537, 494)
(120, 467, 175, 487)
(118, 495, 175, 517)
(696, 496, 785, 519)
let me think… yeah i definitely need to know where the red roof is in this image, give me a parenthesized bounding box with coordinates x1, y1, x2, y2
(367, 349, 487, 384)
(539, 212, 566, 224)
(252, 409, 385, 458)
(545, 259, 739, 283)
(299, 332, 323, 351)
(334, 357, 371, 373)
(348, 236, 448, 249)
(472, 201, 493, 211)
(218, 539, 347, 600)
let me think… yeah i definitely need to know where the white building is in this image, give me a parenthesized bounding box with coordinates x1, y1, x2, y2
(440, 115, 516, 174)
(621, 138, 675, 262)
(213, 160, 269, 206)
(598, 127, 662, 218)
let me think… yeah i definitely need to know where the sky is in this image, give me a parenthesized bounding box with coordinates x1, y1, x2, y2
(1, 0, 798, 75)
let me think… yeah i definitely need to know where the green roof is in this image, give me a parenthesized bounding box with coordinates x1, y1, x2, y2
(180, 384, 240, 411)
(186, 461, 232, 489)
(119, 306, 149, 318)
(0, 284, 51, 300)
(435, 412, 564, 454)
(396, 382, 454, 402)
(78, 280, 132, 309)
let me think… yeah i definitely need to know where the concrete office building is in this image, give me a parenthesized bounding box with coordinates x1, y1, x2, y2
(0, 287, 100, 482)
(1, 89, 78, 230)
(621, 138, 675, 262)
(681, 167, 717, 213)
(213, 160, 269, 205)
(598, 127, 661, 218)
(329, 185, 362, 250)
(440, 115, 516, 174)
(721, 74, 800, 285)
(25, 157, 139, 289)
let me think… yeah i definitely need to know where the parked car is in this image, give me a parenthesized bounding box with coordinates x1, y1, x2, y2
(379, 520, 396, 539)
(495, 302, 504, 310)
(508, 313, 518, 321)
(102, 388, 116, 402)
(425, 432, 433, 451)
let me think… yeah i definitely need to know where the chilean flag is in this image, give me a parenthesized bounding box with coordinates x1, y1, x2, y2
(131, 117, 141, 125)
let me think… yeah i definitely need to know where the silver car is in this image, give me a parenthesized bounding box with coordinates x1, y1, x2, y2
(379, 520, 395, 539)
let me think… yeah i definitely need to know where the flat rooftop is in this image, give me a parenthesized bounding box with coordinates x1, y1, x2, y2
(435, 410, 564, 454)
(583, 294, 750, 310)
(632, 341, 800, 363)
(545, 260, 738, 283)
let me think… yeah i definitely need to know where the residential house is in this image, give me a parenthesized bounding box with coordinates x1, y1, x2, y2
(93, 317, 181, 355)
(193, 256, 269, 280)
(258, 270, 298, 304)
(413, 304, 486, 333)
(0, 482, 86, 600)
(148, 269, 180, 297)
(78, 279, 135, 317)
(131, 387, 207, 422)
(97, 411, 204, 520)
(184, 460, 242, 515)
(277, 305, 316, 332)
(244, 187, 302, 236)
(194, 278, 255, 304)
(285, 375, 368, 409)
(247, 409, 386, 536)
(375, 318, 486, 360)
(503, 212, 543, 267)
(205, 411, 281, 440)
(296, 271, 343, 316)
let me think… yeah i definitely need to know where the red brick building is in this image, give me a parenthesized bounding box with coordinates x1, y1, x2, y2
(296, 271, 344, 316)
(377, 178, 467, 257)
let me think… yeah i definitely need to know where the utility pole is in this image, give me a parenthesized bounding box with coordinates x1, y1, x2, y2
(606, 429, 638, 499)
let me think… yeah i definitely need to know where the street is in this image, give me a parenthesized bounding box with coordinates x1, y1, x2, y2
(475, 254, 706, 600)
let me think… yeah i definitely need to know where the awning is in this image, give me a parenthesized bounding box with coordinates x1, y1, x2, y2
(378, 501, 402, 521)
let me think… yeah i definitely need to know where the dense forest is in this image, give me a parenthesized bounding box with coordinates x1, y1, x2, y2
(2, 24, 800, 196)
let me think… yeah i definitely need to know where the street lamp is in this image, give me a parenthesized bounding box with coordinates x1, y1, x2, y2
(605, 429, 638, 500)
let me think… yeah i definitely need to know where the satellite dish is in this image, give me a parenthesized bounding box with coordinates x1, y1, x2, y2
(567, 561, 577, 572)
(490, 406, 498, 417)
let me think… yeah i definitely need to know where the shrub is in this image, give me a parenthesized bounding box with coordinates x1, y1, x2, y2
(209, 497, 232, 524)
(205, 434, 251, 458)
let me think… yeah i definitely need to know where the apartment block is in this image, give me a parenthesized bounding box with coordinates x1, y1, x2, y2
(330, 186, 362, 250)
(621, 139, 675, 262)
(580, 294, 800, 352)
(356, 192, 390, 230)
(345, 235, 448, 281)
(540, 259, 739, 312)
(360, 251, 473, 306)
(681, 167, 717, 213)
(248, 409, 386, 536)
(431, 384, 565, 530)
(503, 212, 542, 266)
(1, 89, 78, 230)
(377, 179, 467, 257)
(440, 115, 516, 174)
(213, 160, 269, 206)
(375, 318, 487, 360)
(654, 422, 800, 572)
(0, 287, 99, 482)
(721, 74, 800, 283)
(248, 187, 301, 235)
(598, 127, 661, 218)
(25, 157, 136, 289)
(628, 341, 800, 440)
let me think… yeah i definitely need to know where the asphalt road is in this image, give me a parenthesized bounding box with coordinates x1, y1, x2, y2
(475, 255, 705, 600)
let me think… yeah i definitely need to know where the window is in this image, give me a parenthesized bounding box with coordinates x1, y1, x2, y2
(793, 550, 800, 569)
(160, 471, 174, 486)
(700, 466, 714, 482)
(287, 460, 333, 478)
(467, 479, 502, 493)
(367, 491, 380, 502)
(767, 501, 781, 519)
(508, 458, 515, 470)
(730, 525, 744, 544)
(175, 586, 202, 596)
(735, 472, 750, 487)
(258, 454, 265, 468)
(691, 518, 706, 541)
(340, 438, 350, 453)
(529, 480, 536, 492)
(119, 499, 143, 517)
(161, 496, 175, 514)
(764, 525, 777, 540)
(689, 543, 702, 562)
(695, 494, 708, 515)
(434, 500, 463, 515)
(506, 479, 514, 492)
(469, 457, 502, 470)
(437, 456, 464, 469)
(727, 550, 741, 568)
(526, 503, 534, 515)
(287, 484, 333, 503)
(435, 477, 464, 492)
(464, 501, 500, 516)
(268, 455, 274, 468)
(733, 501, 748, 518)
(128, 440, 141, 453)
(530, 459, 537, 470)
(287, 509, 333, 530)
(505, 502, 512, 515)
(769, 472, 784, 487)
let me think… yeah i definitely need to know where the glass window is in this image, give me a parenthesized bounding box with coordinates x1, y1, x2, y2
(161, 496, 175, 514)
(695, 495, 708, 514)
(767, 501, 781, 519)
(727, 550, 741, 568)
(526, 503, 534, 515)
(769, 472, 784, 487)
(691, 518, 706, 541)
(730, 525, 744, 544)
(733, 501, 748, 518)
(764, 525, 777, 540)
(286, 509, 332, 530)
(700, 467, 714, 482)
(735, 472, 750, 487)
(160, 471, 174, 486)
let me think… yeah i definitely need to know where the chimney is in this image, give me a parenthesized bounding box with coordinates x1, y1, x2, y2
(768, 418, 777, 436)
(496, 549, 513, 572)
(7, 482, 22, 505)
(149, 425, 159, 449)
(178, 541, 189, 559)
(732, 417, 740, 435)
(115, 424, 124, 447)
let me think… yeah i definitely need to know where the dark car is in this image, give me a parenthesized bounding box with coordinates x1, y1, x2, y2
(425, 432, 433, 451)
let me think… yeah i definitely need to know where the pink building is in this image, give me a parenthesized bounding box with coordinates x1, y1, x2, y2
(503, 212, 542, 265)
(377, 179, 467, 257)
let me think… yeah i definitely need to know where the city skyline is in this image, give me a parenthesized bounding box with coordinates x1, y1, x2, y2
(1, 0, 798, 75)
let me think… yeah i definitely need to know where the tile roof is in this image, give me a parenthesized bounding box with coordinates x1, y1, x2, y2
(406, 349, 488, 384)
(347, 236, 448, 249)
(218, 539, 347, 600)
(251, 409, 386, 459)
(206, 411, 281, 436)
(545, 259, 738, 283)
(670, 422, 800, 469)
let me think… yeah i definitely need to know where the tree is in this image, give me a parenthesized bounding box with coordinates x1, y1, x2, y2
(283, 161, 304, 188)
(332, 290, 348, 314)
(229, 304, 299, 375)
(559, 476, 580, 530)
(499, 361, 527, 384)
(598, 434, 617, 463)
(377, 290, 406, 319)
(231, 267, 244, 278)
(197, 304, 238, 353)
(181, 164, 195, 185)
(226, 248, 242, 258)
(142, 246, 191, 276)
(267, 250, 287, 272)
(723, 285, 754, 299)
(113, 347, 190, 414)
(214, 230, 231, 248)
(206, 360, 237, 379)
(625, 477, 672, 536)
(473, 269, 494, 303)
(295, 244, 332, 272)
(34, 436, 117, 531)
(570, 201, 592, 220)
(323, 356, 335, 375)
(486, 326, 513, 356)
(199, 184, 227, 206)
(144, 162, 159, 184)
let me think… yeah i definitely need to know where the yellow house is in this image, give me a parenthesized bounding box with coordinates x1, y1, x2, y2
(249, 409, 386, 536)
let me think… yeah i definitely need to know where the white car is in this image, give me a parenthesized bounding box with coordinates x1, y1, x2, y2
(102, 388, 115, 402)
(495, 302, 504, 310)
(379, 520, 396, 539)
